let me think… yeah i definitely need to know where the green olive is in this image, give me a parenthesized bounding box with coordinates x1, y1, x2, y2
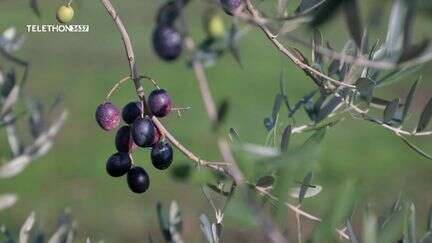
(56, 5, 74, 24)
(203, 12, 225, 39)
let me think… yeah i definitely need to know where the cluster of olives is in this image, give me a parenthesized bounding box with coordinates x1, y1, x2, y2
(56, 4, 74, 24)
(95, 89, 174, 193)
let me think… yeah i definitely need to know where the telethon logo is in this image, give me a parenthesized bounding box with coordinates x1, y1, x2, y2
(26, 24, 89, 33)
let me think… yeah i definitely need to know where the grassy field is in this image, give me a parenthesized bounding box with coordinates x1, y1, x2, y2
(1, 0, 432, 242)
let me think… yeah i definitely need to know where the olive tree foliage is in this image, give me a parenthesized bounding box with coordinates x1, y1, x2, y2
(4, 0, 432, 242)
(138, 0, 432, 242)
(0, 27, 68, 211)
(136, 0, 432, 242)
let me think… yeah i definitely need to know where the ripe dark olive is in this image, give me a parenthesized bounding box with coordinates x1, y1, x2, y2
(152, 25, 182, 61)
(115, 126, 137, 153)
(122, 101, 143, 124)
(151, 141, 173, 170)
(156, 1, 180, 26)
(127, 166, 150, 193)
(106, 152, 132, 177)
(148, 89, 172, 117)
(131, 117, 155, 147)
(95, 102, 121, 131)
(220, 0, 244, 15)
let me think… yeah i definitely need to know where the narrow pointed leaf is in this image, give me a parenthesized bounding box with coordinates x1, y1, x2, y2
(402, 78, 419, 123)
(256, 175, 275, 189)
(407, 203, 416, 243)
(416, 98, 432, 132)
(295, 0, 325, 14)
(289, 185, 322, 199)
(30, 0, 41, 17)
(228, 24, 243, 68)
(228, 128, 240, 142)
(383, 98, 400, 124)
(356, 78, 375, 102)
(315, 89, 348, 123)
(312, 29, 323, 67)
(206, 183, 230, 197)
(363, 209, 377, 243)
(303, 127, 326, 147)
(169, 201, 182, 233)
(385, 0, 410, 59)
(272, 94, 283, 120)
(215, 99, 229, 129)
(342, 0, 363, 48)
(20, 212, 36, 243)
(156, 202, 171, 241)
(0, 193, 17, 211)
(280, 125, 292, 153)
(311, 0, 344, 27)
(299, 172, 313, 202)
(200, 215, 214, 243)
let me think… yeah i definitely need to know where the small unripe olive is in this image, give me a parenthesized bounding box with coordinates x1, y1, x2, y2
(56, 5, 74, 24)
(204, 12, 225, 38)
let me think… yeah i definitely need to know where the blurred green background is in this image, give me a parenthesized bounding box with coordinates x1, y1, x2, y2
(0, 0, 431, 242)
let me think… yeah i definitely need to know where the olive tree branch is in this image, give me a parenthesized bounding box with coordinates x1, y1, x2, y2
(180, 7, 291, 243)
(0, 110, 69, 178)
(99, 0, 230, 174)
(243, 0, 355, 89)
(253, 185, 350, 240)
(243, 1, 432, 141)
(100, 1, 287, 241)
(283, 33, 432, 71)
(240, 1, 432, 72)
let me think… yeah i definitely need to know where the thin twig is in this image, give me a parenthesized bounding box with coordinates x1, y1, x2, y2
(349, 103, 432, 137)
(183, 36, 245, 184)
(284, 33, 432, 70)
(3, 113, 21, 157)
(139, 75, 160, 89)
(244, 0, 355, 89)
(254, 186, 350, 240)
(295, 211, 302, 243)
(105, 76, 130, 101)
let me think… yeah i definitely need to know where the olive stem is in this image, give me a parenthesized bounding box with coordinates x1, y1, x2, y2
(139, 75, 160, 89)
(104, 76, 131, 101)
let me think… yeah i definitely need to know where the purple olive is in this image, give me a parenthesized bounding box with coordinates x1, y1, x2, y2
(122, 101, 143, 124)
(95, 102, 121, 131)
(148, 89, 172, 117)
(115, 125, 137, 153)
(220, 0, 244, 15)
(127, 166, 150, 193)
(106, 152, 132, 177)
(131, 117, 155, 147)
(151, 141, 173, 170)
(152, 25, 182, 61)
